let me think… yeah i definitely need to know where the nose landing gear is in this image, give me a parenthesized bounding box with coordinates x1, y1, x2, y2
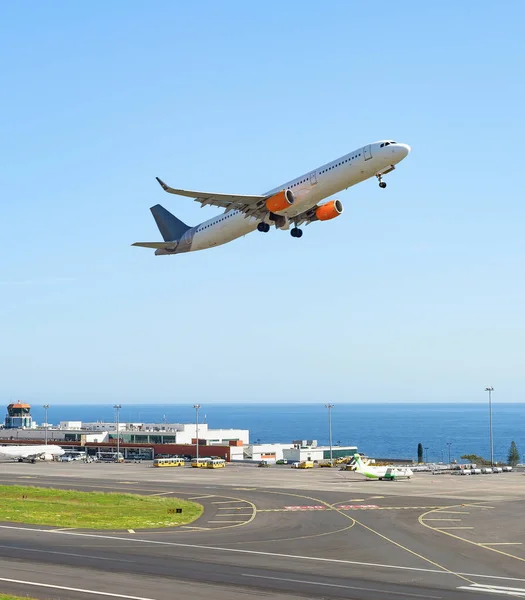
(291, 227, 303, 238)
(376, 173, 387, 188)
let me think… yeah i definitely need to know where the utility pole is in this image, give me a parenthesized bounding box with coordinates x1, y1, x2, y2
(485, 387, 494, 466)
(325, 404, 334, 463)
(193, 404, 201, 461)
(43, 404, 50, 445)
(114, 404, 122, 462)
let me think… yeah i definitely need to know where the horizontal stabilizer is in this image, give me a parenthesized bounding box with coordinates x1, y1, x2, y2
(132, 242, 178, 250)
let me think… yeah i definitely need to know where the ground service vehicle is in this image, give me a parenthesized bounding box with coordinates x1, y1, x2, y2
(153, 457, 185, 467)
(191, 458, 211, 468)
(207, 459, 226, 469)
(96, 452, 124, 463)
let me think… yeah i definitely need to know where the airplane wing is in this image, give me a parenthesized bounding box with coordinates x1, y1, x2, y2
(290, 205, 321, 227)
(156, 178, 268, 215)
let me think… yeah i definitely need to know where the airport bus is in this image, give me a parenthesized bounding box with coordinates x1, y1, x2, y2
(96, 451, 124, 463)
(153, 457, 185, 468)
(191, 457, 211, 468)
(206, 458, 226, 469)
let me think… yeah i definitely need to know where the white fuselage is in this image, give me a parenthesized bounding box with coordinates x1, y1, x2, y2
(0, 444, 65, 461)
(188, 140, 410, 251)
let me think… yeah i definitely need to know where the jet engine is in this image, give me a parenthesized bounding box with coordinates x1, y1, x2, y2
(266, 189, 295, 213)
(315, 199, 343, 221)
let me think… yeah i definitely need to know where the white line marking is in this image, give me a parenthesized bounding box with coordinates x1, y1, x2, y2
(0, 576, 155, 599)
(469, 585, 525, 593)
(127, 529, 135, 533)
(436, 527, 473, 530)
(1, 524, 525, 583)
(148, 492, 173, 496)
(214, 514, 253, 517)
(188, 495, 215, 499)
(458, 584, 525, 596)
(242, 574, 441, 598)
(207, 520, 247, 523)
(0, 544, 133, 563)
(424, 519, 462, 521)
(211, 500, 247, 504)
(480, 543, 523, 546)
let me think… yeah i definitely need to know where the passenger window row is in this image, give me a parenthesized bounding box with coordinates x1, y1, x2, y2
(319, 153, 361, 175)
(198, 211, 236, 232)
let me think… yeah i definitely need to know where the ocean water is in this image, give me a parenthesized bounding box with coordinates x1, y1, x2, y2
(24, 403, 524, 463)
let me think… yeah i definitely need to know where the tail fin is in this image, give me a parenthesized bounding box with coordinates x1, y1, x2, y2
(150, 204, 191, 242)
(353, 453, 365, 471)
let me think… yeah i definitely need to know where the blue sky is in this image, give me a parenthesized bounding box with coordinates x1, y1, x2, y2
(1, 1, 524, 405)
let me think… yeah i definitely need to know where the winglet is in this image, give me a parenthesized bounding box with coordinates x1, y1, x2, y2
(156, 177, 169, 191)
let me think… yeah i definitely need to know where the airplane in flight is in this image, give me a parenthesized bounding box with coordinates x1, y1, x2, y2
(0, 444, 65, 463)
(352, 453, 413, 481)
(133, 140, 410, 255)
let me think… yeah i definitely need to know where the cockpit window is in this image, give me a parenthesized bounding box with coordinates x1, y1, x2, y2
(380, 143, 384, 147)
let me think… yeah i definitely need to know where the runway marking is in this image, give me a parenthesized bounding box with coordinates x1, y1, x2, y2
(207, 520, 248, 523)
(424, 519, 462, 521)
(215, 513, 254, 517)
(241, 574, 441, 598)
(148, 492, 174, 496)
(116, 481, 138, 484)
(480, 543, 523, 546)
(284, 505, 326, 511)
(0, 544, 134, 563)
(127, 529, 135, 533)
(435, 527, 474, 530)
(458, 583, 525, 596)
(217, 506, 250, 510)
(188, 495, 215, 499)
(419, 504, 525, 564)
(3, 524, 525, 583)
(436, 511, 470, 514)
(211, 500, 247, 504)
(0, 577, 157, 599)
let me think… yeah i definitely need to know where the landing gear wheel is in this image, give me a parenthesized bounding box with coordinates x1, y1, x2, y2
(291, 227, 303, 238)
(257, 222, 270, 233)
(376, 173, 387, 188)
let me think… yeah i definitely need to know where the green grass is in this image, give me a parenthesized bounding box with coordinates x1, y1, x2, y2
(0, 595, 37, 599)
(0, 485, 203, 529)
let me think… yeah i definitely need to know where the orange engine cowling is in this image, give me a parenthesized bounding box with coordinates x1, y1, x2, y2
(315, 199, 343, 221)
(266, 189, 295, 213)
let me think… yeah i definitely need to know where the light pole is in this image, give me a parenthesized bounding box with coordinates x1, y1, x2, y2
(43, 404, 50, 445)
(485, 387, 494, 466)
(446, 442, 452, 464)
(193, 404, 201, 461)
(325, 404, 334, 463)
(114, 404, 122, 462)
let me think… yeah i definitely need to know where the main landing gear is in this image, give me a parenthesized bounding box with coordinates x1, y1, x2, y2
(376, 173, 387, 188)
(290, 227, 303, 238)
(257, 222, 270, 233)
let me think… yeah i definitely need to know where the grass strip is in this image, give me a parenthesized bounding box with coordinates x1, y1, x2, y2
(0, 485, 203, 529)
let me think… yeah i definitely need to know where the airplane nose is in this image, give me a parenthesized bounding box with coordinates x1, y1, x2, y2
(397, 143, 411, 157)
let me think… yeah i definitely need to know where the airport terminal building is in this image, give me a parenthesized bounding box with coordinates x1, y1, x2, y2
(1, 402, 358, 462)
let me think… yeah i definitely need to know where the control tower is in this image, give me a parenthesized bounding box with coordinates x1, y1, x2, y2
(5, 401, 32, 429)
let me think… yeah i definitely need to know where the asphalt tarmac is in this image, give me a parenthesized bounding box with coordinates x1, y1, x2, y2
(0, 461, 524, 600)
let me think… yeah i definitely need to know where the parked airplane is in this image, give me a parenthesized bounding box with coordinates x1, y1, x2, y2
(0, 444, 65, 463)
(133, 140, 410, 255)
(353, 453, 413, 480)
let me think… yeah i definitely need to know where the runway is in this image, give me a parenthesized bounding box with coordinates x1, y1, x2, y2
(0, 462, 524, 599)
